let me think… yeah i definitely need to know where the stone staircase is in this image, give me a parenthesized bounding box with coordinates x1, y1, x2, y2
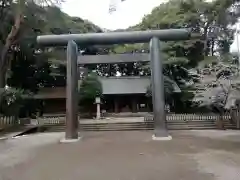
(35, 114, 237, 132)
(43, 119, 236, 132)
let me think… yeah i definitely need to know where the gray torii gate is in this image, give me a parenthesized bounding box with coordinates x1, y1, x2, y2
(37, 29, 191, 141)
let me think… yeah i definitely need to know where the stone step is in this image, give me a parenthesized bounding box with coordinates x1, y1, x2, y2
(44, 120, 216, 125)
(44, 123, 217, 128)
(45, 125, 218, 132)
(46, 126, 218, 132)
(42, 120, 237, 132)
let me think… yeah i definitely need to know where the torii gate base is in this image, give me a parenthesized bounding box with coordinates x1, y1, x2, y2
(37, 29, 191, 142)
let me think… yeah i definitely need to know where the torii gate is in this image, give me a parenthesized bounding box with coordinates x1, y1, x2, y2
(37, 29, 192, 142)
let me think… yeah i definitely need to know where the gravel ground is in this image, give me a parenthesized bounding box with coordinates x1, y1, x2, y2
(0, 130, 239, 180)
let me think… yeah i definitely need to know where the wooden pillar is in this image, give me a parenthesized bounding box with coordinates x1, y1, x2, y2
(131, 97, 137, 112)
(114, 98, 119, 113)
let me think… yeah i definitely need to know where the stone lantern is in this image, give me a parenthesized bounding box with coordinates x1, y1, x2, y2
(95, 97, 101, 120)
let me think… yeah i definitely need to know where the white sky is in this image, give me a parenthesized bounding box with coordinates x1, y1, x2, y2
(61, 0, 166, 30)
(230, 36, 239, 55)
(230, 23, 240, 55)
(61, 0, 240, 54)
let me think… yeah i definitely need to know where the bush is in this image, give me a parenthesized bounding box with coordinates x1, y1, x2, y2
(79, 72, 103, 113)
(0, 87, 30, 116)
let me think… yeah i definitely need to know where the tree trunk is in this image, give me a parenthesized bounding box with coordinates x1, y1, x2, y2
(203, 23, 210, 56)
(211, 38, 214, 56)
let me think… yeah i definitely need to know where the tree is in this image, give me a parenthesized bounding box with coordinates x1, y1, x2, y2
(0, 1, 105, 116)
(145, 69, 199, 112)
(0, 0, 103, 89)
(194, 62, 240, 128)
(0, 87, 30, 116)
(0, 0, 64, 88)
(146, 75, 180, 107)
(126, 0, 240, 112)
(7, 41, 55, 92)
(78, 72, 103, 115)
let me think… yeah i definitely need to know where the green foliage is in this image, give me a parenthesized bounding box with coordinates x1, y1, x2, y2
(2, 0, 240, 115)
(7, 44, 54, 92)
(29, 5, 102, 35)
(122, 0, 240, 113)
(194, 60, 240, 115)
(79, 72, 103, 112)
(146, 76, 180, 97)
(170, 88, 197, 113)
(145, 74, 199, 112)
(0, 87, 30, 116)
(128, 0, 206, 67)
(0, 1, 101, 39)
(121, 0, 240, 64)
(5, 1, 103, 91)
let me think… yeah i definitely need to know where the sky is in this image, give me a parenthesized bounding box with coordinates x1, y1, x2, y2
(230, 23, 240, 55)
(61, 0, 166, 30)
(61, 0, 240, 54)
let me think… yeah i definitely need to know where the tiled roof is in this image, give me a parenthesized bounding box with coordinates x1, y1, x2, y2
(100, 77, 150, 95)
(34, 76, 180, 99)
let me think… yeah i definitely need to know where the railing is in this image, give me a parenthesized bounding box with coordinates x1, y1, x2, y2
(0, 115, 30, 129)
(0, 116, 18, 129)
(31, 113, 232, 125)
(144, 113, 231, 122)
(0, 113, 233, 128)
(38, 116, 65, 125)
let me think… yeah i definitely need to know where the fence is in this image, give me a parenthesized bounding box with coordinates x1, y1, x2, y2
(144, 113, 231, 122)
(0, 115, 30, 129)
(32, 113, 232, 125)
(0, 113, 237, 132)
(0, 113, 234, 127)
(0, 116, 18, 129)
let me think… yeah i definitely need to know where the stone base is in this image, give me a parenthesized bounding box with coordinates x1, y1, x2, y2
(152, 135, 172, 141)
(60, 137, 81, 143)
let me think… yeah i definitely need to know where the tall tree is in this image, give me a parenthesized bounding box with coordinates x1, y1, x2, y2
(194, 63, 240, 128)
(125, 0, 240, 112)
(1, 1, 103, 91)
(0, 0, 62, 88)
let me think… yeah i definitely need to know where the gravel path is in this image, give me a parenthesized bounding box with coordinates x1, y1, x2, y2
(0, 130, 239, 180)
